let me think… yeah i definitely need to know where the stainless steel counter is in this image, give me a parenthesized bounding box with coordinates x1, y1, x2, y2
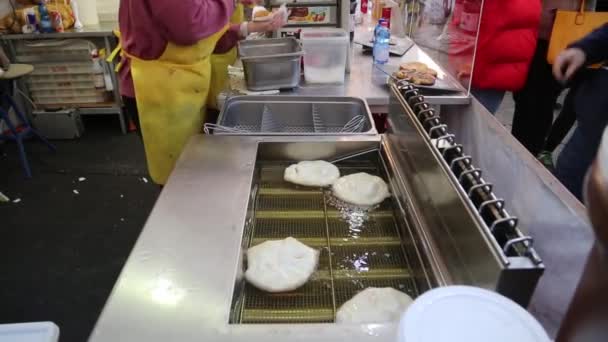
(288, 43, 469, 109)
(1, 22, 117, 40)
(89, 135, 402, 342)
(282, 18, 470, 109)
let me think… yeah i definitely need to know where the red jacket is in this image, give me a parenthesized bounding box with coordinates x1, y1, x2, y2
(472, 0, 541, 91)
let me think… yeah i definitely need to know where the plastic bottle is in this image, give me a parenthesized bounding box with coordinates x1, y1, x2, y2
(373, 21, 390, 65)
(373, 18, 387, 39)
(38, 2, 53, 33)
(91, 50, 106, 89)
(51, 11, 64, 33)
(70, 0, 84, 30)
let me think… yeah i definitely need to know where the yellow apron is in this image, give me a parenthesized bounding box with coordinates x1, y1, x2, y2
(126, 26, 228, 184)
(208, 4, 245, 110)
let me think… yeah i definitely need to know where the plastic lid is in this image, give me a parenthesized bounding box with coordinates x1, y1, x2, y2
(0, 322, 59, 342)
(398, 286, 551, 342)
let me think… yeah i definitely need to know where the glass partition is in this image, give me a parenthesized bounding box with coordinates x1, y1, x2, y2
(405, 0, 484, 94)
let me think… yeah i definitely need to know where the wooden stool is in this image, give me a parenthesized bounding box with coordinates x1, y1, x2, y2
(0, 64, 55, 178)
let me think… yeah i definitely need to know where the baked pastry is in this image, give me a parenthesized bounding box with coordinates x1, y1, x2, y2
(410, 72, 436, 85)
(284, 160, 340, 187)
(394, 61, 437, 86)
(245, 237, 319, 293)
(253, 7, 271, 21)
(399, 61, 428, 72)
(336, 288, 414, 323)
(395, 70, 409, 80)
(332, 172, 390, 206)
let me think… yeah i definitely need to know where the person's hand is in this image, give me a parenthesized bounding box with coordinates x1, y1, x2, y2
(247, 13, 286, 33)
(456, 63, 472, 79)
(553, 48, 586, 83)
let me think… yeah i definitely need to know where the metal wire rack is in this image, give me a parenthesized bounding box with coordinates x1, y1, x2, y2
(230, 161, 431, 324)
(391, 79, 542, 265)
(204, 104, 368, 135)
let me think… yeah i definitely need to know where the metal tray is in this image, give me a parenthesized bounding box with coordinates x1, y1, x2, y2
(214, 96, 377, 135)
(376, 63, 464, 93)
(238, 38, 304, 91)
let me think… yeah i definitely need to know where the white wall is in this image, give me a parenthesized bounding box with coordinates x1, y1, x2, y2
(0, 0, 15, 19)
(96, 0, 119, 22)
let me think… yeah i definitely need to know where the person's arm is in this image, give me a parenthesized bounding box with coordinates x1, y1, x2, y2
(553, 24, 608, 82)
(213, 16, 286, 54)
(570, 23, 608, 65)
(151, 0, 234, 46)
(214, 24, 242, 54)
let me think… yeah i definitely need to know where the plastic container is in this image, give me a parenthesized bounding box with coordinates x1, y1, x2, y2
(28, 80, 95, 91)
(31, 62, 96, 75)
(32, 88, 108, 105)
(398, 286, 551, 342)
(301, 28, 349, 84)
(16, 40, 94, 63)
(238, 38, 303, 91)
(0, 322, 59, 342)
(30, 73, 97, 82)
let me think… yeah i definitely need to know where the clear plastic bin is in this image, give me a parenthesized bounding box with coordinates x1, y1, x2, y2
(31, 62, 96, 76)
(300, 28, 349, 84)
(28, 80, 96, 91)
(32, 89, 108, 105)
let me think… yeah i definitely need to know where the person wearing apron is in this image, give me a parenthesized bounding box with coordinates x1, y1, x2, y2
(208, 3, 245, 111)
(117, 0, 235, 185)
(208, 2, 286, 110)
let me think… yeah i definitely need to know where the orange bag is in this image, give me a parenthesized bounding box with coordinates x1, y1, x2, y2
(547, 0, 608, 64)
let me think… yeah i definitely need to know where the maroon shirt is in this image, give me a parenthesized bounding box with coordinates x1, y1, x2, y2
(119, 0, 236, 97)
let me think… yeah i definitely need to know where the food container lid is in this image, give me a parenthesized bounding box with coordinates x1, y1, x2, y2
(300, 28, 349, 41)
(398, 286, 551, 342)
(0, 322, 59, 342)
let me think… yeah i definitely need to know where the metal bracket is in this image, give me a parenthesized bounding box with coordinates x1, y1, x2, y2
(434, 134, 455, 148)
(458, 168, 481, 183)
(479, 199, 504, 215)
(403, 85, 418, 98)
(503, 236, 534, 255)
(442, 144, 463, 158)
(424, 115, 441, 127)
(450, 155, 472, 170)
(428, 124, 448, 138)
(468, 183, 493, 198)
(489, 217, 518, 234)
(408, 95, 425, 106)
(413, 101, 428, 112)
(417, 108, 435, 121)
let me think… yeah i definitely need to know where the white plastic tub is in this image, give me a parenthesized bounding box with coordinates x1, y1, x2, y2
(301, 28, 349, 84)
